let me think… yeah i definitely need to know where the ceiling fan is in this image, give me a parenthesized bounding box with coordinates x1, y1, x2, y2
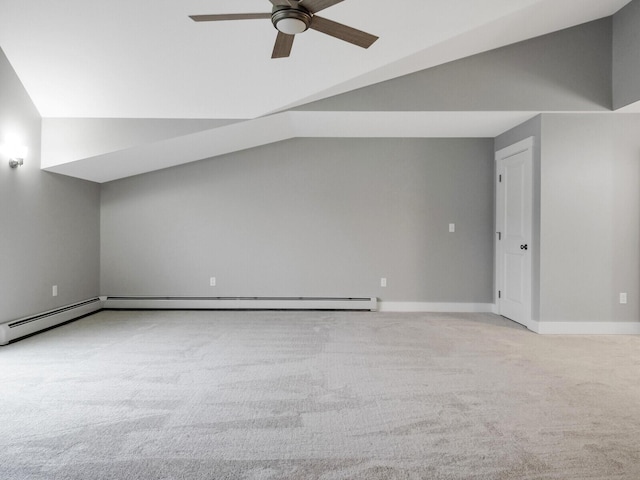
(189, 0, 379, 59)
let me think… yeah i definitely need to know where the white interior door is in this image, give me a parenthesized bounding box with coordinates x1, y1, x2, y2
(495, 138, 533, 328)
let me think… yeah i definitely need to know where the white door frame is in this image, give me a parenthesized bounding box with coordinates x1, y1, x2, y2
(495, 137, 533, 329)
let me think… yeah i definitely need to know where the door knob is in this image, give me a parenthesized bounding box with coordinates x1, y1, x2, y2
(520, 244, 528, 250)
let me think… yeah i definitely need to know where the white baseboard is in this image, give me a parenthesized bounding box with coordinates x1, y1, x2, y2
(0, 297, 103, 345)
(378, 302, 495, 313)
(529, 320, 640, 335)
(103, 296, 378, 311)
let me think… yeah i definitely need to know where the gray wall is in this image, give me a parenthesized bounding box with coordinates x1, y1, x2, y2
(297, 19, 612, 112)
(540, 114, 640, 323)
(0, 48, 100, 323)
(494, 115, 542, 322)
(613, 0, 640, 109)
(101, 138, 495, 303)
(495, 112, 640, 325)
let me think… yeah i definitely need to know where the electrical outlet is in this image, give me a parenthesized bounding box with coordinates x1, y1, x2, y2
(52, 285, 58, 297)
(620, 292, 627, 304)
(380, 277, 387, 288)
(210, 277, 216, 287)
(449, 223, 455, 233)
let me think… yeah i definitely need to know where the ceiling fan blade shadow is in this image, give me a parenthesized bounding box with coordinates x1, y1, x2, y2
(272, 32, 295, 58)
(269, 0, 296, 6)
(309, 16, 378, 48)
(190, 13, 271, 22)
(300, 0, 344, 14)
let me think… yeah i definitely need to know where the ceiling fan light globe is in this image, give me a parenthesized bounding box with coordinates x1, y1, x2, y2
(275, 17, 308, 35)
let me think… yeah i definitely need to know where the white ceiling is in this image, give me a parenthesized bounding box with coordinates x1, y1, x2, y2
(0, 0, 630, 119)
(42, 111, 538, 183)
(0, 0, 632, 182)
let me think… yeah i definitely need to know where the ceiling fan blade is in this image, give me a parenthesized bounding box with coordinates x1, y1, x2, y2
(299, 0, 344, 14)
(309, 16, 378, 49)
(272, 32, 295, 58)
(190, 13, 271, 22)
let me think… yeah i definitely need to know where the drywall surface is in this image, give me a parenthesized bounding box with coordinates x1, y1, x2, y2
(101, 138, 495, 303)
(0, 48, 100, 323)
(296, 19, 612, 112)
(494, 115, 542, 322)
(41, 118, 239, 168)
(613, 0, 640, 109)
(540, 113, 640, 323)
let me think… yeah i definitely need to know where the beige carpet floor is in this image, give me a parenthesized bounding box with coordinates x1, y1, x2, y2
(1, 310, 639, 479)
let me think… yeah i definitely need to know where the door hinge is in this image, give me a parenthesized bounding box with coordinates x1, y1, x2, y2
(497, 231, 502, 241)
(499, 174, 502, 183)
(498, 290, 502, 299)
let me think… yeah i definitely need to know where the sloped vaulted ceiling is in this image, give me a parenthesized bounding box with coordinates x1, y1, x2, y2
(0, 0, 632, 182)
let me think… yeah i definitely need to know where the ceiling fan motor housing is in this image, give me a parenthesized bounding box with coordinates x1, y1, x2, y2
(271, 5, 312, 35)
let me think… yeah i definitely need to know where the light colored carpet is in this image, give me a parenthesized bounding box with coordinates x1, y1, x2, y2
(1, 310, 639, 479)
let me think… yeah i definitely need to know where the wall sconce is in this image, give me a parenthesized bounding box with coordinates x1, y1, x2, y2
(9, 157, 25, 168)
(1, 135, 28, 169)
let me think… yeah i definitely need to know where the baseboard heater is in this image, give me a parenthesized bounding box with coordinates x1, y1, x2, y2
(0, 297, 103, 346)
(103, 296, 378, 311)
